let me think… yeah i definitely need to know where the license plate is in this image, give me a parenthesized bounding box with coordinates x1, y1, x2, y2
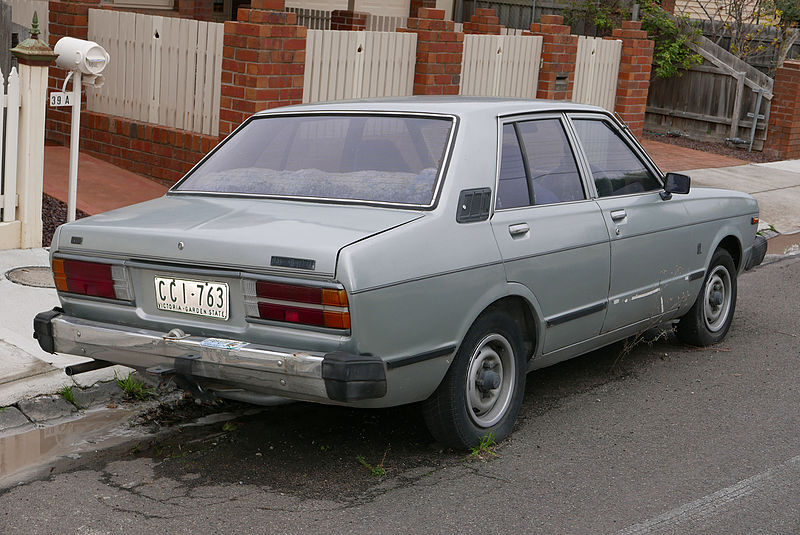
(154, 277, 229, 320)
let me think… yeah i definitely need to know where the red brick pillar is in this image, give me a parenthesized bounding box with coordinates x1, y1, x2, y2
(220, 0, 306, 136)
(765, 60, 800, 159)
(177, 0, 213, 21)
(527, 15, 578, 101)
(610, 21, 654, 136)
(331, 10, 368, 30)
(400, 8, 463, 95)
(409, 0, 437, 18)
(660, 0, 676, 14)
(462, 7, 503, 35)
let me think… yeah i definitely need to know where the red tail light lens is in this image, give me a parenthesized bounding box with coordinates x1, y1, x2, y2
(52, 258, 132, 301)
(244, 280, 350, 330)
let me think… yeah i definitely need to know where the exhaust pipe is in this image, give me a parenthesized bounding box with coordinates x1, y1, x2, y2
(65, 359, 114, 376)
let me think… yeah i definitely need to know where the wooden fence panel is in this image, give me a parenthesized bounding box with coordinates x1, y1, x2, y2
(87, 9, 223, 136)
(461, 34, 542, 98)
(303, 29, 416, 103)
(645, 35, 773, 150)
(573, 36, 621, 111)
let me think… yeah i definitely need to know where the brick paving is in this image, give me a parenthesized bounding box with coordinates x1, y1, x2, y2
(640, 139, 748, 172)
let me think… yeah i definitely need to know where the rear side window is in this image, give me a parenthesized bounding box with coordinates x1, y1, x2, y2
(175, 114, 453, 206)
(496, 118, 585, 209)
(572, 119, 661, 197)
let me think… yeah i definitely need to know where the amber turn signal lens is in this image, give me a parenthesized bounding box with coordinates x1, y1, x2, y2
(323, 311, 351, 330)
(321, 288, 348, 307)
(751, 217, 759, 225)
(51, 258, 69, 292)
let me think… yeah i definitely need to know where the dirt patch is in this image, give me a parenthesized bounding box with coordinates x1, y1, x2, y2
(643, 131, 780, 165)
(42, 193, 89, 248)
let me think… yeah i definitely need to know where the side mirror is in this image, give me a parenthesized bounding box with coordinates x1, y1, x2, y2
(660, 172, 690, 200)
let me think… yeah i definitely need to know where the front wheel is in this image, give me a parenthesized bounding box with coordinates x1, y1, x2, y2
(422, 310, 526, 449)
(677, 248, 738, 346)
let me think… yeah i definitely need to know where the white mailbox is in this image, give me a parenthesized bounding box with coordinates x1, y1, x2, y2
(54, 37, 110, 75)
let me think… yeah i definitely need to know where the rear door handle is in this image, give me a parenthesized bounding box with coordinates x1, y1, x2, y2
(508, 223, 530, 236)
(610, 209, 627, 221)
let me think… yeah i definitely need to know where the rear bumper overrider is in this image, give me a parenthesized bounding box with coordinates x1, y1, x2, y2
(33, 309, 386, 403)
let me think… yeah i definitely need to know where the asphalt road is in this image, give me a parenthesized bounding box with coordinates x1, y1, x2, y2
(2, 257, 799, 534)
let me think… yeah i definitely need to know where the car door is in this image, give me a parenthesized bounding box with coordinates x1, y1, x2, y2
(490, 115, 611, 355)
(568, 115, 693, 334)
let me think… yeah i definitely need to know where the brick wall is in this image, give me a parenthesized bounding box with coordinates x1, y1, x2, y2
(462, 8, 503, 35)
(219, 0, 306, 136)
(177, 0, 212, 21)
(46, 0, 215, 185)
(610, 21, 654, 136)
(765, 60, 800, 160)
(409, 0, 437, 18)
(527, 15, 578, 101)
(331, 10, 367, 31)
(400, 8, 463, 95)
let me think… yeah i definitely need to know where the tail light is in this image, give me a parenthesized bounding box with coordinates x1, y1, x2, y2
(52, 258, 132, 301)
(243, 279, 350, 330)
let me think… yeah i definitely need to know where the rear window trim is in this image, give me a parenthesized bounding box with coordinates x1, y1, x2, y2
(169, 111, 459, 210)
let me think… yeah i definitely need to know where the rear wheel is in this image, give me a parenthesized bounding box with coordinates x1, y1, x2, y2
(677, 248, 737, 346)
(422, 310, 526, 449)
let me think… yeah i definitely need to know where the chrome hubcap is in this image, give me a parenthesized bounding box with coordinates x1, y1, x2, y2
(466, 334, 515, 428)
(704, 265, 732, 332)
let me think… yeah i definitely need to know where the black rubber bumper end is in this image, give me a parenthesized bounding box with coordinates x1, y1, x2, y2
(33, 308, 63, 354)
(746, 235, 768, 270)
(322, 352, 387, 402)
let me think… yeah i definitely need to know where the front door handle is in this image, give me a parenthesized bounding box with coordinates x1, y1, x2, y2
(610, 209, 627, 221)
(508, 223, 530, 236)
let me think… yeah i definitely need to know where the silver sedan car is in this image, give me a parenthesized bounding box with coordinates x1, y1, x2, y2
(35, 98, 766, 449)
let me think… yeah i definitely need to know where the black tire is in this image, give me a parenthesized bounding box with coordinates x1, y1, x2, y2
(422, 309, 526, 449)
(677, 248, 738, 346)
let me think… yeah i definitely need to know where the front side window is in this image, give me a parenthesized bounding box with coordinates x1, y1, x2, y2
(572, 119, 661, 197)
(174, 114, 453, 206)
(496, 118, 585, 209)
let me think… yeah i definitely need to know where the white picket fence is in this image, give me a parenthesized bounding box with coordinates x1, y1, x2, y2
(573, 36, 622, 112)
(87, 9, 224, 136)
(0, 68, 20, 225)
(6, 0, 48, 41)
(366, 15, 407, 31)
(287, 7, 331, 29)
(303, 30, 417, 103)
(460, 34, 543, 98)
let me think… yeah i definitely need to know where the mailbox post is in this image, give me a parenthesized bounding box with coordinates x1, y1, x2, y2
(52, 37, 109, 222)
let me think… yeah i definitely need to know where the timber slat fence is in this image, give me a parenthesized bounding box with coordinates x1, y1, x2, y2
(460, 33, 543, 98)
(573, 36, 622, 112)
(303, 29, 417, 103)
(0, 67, 20, 224)
(88, 9, 224, 137)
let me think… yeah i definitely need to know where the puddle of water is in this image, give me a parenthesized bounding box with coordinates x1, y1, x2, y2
(0, 409, 140, 489)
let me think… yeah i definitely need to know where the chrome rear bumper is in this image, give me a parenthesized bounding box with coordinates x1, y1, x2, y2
(34, 309, 386, 403)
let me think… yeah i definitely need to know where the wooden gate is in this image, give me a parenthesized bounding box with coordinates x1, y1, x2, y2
(646, 35, 773, 150)
(460, 34, 542, 98)
(573, 36, 621, 111)
(88, 9, 224, 137)
(303, 30, 417, 103)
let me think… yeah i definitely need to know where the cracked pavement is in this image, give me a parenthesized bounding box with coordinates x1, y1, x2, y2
(1, 258, 799, 534)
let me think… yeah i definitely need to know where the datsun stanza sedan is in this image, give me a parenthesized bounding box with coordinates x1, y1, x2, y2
(34, 98, 767, 449)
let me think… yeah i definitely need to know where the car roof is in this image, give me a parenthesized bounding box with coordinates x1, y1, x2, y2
(253, 96, 609, 120)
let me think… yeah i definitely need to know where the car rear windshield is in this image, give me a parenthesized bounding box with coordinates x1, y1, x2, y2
(174, 114, 454, 206)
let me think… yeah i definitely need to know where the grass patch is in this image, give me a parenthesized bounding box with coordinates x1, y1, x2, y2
(470, 432, 498, 460)
(114, 371, 155, 401)
(58, 385, 80, 408)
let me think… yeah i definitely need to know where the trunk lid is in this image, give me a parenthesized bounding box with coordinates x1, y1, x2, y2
(57, 195, 424, 276)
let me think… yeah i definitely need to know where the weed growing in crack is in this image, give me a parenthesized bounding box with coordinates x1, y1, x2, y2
(470, 432, 498, 460)
(114, 371, 155, 401)
(356, 447, 389, 477)
(58, 385, 80, 408)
